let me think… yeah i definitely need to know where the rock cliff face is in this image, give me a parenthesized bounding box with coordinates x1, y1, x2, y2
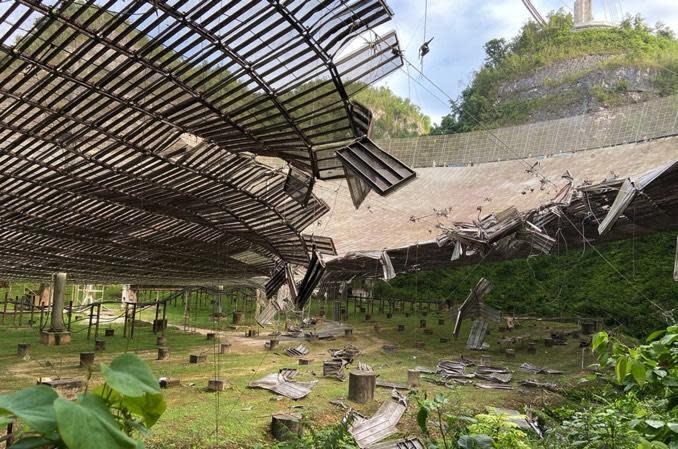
(495, 55, 662, 123)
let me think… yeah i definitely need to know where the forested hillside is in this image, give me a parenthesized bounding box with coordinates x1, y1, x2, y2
(356, 85, 431, 138)
(374, 232, 678, 336)
(432, 12, 678, 133)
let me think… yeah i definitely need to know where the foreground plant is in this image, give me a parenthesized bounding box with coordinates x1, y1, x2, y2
(592, 325, 677, 404)
(0, 353, 166, 449)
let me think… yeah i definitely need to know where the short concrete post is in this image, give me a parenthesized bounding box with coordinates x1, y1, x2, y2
(271, 413, 302, 441)
(268, 339, 279, 350)
(207, 379, 225, 392)
(397, 324, 405, 332)
(480, 355, 492, 366)
(156, 335, 167, 346)
(17, 343, 30, 358)
(158, 347, 170, 360)
(80, 352, 95, 368)
(348, 371, 376, 403)
(527, 342, 537, 354)
(206, 333, 216, 341)
(220, 342, 231, 354)
(408, 369, 420, 387)
(505, 349, 516, 359)
(94, 339, 105, 351)
(104, 328, 115, 337)
(232, 311, 243, 325)
(419, 319, 426, 328)
(189, 354, 207, 364)
(344, 328, 353, 336)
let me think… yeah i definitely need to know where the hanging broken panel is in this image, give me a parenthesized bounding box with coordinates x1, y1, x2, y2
(265, 264, 288, 298)
(345, 165, 373, 208)
(295, 252, 326, 309)
(336, 137, 416, 195)
(284, 166, 315, 206)
(302, 234, 337, 256)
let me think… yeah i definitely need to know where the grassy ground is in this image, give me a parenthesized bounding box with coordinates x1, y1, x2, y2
(0, 304, 591, 449)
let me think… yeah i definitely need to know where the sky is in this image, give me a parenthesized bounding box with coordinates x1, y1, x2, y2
(370, 0, 678, 125)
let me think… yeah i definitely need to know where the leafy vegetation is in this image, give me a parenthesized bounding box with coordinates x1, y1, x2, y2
(432, 12, 678, 133)
(0, 354, 165, 449)
(355, 86, 431, 138)
(406, 326, 677, 449)
(374, 231, 678, 336)
(593, 326, 678, 405)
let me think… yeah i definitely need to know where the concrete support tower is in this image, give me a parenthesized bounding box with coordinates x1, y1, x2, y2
(574, 0, 593, 27)
(40, 272, 71, 345)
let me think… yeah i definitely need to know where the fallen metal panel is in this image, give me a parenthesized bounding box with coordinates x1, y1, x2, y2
(368, 438, 426, 449)
(350, 399, 408, 448)
(356, 361, 374, 372)
(285, 345, 310, 357)
(376, 380, 410, 390)
(466, 319, 489, 350)
(323, 359, 347, 380)
(475, 383, 513, 390)
(248, 369, 316, 400)
(337, 137, 416, 196)
(520, 363, 564, 375)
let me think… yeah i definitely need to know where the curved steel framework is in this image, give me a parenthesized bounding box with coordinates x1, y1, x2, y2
(0, 0, 404, 283)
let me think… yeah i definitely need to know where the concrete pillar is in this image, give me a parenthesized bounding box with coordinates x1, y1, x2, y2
(50, 272, 67, 332)
(213, 285, 224, 316)
(574, 0, 593, 25)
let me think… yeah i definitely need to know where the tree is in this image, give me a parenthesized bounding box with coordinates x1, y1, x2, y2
(483, 38, 508, 67)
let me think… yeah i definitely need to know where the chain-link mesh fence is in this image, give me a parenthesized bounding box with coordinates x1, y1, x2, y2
(376, 95, 678, 168)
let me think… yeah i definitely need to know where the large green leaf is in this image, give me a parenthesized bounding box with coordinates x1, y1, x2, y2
(615, 357, 628, 383)
(0, 386, 58, 435)
(101, 354, 160, 398)
(54, 395, 137, 449)
(592, 332, 609, 352)
(631, 360, 647, 386)
(646, 329, 667, 343)
(9, 436, 60, 449)
(94, 387, 166, 428)
(416, 407, 429, 435)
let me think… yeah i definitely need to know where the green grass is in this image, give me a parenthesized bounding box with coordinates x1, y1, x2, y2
(0, 306, 592, 449)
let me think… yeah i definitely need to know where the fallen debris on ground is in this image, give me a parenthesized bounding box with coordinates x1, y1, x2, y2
(520, 362, 564, 375)
(329, 344, 361, 362)
(349, 390, 408, 448)
(285, 344, 310, 357)
(248, 368, 317, 399)
(520, 380, 559, 391)
(323, 359, 348, 381)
